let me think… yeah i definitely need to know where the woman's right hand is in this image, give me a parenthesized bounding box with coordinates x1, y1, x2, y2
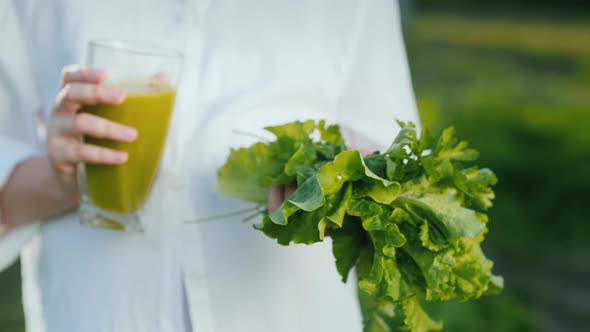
(47, 66, 138, 195)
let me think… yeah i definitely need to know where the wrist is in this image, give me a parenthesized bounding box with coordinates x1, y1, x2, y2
(1, 156, 79, 227)
(0, 157, 32, 230)
(0, 196, 9, 235)
(44, 157, 80, 208)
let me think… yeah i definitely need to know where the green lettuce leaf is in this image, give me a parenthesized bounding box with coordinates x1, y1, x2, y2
(331, 215, 368, 283)
(217, 120, 503, 332)
(216, 143, 274, 204)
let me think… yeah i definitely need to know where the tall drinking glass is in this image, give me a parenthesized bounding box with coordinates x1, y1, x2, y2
(78, 40, 182, 232)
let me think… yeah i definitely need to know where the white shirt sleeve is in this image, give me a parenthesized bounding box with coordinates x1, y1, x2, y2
(335, 0, 421, 150)
(0, 1, 42, 272)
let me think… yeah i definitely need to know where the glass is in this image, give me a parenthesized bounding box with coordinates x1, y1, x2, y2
(78, 40, 183, 232)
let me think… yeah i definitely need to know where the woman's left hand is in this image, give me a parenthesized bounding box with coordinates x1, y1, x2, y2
(268, 185, 296, 213)
(267, 147, 374, 213)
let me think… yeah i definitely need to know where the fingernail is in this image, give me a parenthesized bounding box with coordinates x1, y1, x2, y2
(122, 127, 138, 141)
(114, 152, 128, 163)
(91, 68, 107, 81)
(108, 89, 125, 103)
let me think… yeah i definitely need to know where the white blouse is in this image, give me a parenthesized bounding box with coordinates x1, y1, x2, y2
(0, 1, 420, 331)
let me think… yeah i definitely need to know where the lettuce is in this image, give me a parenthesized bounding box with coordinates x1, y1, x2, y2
(217, 120, 503, 331)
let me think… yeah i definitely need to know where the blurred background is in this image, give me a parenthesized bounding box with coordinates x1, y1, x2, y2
(1, 1, 589, 331)
(404, 1, 590, 331)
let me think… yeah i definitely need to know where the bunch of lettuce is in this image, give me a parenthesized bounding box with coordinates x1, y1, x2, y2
(217, 120, 503, 332)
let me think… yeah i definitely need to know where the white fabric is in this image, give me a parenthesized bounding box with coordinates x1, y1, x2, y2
(0, 0, 420, 331)
(0, 0, 42, 272)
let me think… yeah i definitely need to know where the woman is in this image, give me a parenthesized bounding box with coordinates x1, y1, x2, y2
(0, 0, 420, 331)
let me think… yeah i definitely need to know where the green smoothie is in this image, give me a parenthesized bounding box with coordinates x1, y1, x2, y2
(83, 84, 176, 214)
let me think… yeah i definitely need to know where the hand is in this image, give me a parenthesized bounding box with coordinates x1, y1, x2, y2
(267, 147, 374, 213)
(47, 66, 138, 194)
(268, 185, 296, 213)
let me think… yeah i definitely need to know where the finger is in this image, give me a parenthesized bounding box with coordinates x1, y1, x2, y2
(149, 72, 171, 89)
(61, 66, 107, 86)
(57, 83, 125, 112)
(284, 186, 296, 199)
(268, 185, 285, 213)
(60, 141, 128, 165)
(71, 113, 138, 142)
(360, 148, 374, 157)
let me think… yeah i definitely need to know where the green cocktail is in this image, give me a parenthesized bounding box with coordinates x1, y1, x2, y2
(83, 85, 175, 215)
(78, 40, 182, 232)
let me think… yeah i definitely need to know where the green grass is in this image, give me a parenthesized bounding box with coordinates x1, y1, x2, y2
(406, 14, 590, 263)
(409, 15, 590, 58)
(406, 13, 590, 332)
(0, 262, 24, 332)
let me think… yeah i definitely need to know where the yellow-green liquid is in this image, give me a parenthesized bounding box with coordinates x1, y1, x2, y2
(83, 85, 175, 214)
